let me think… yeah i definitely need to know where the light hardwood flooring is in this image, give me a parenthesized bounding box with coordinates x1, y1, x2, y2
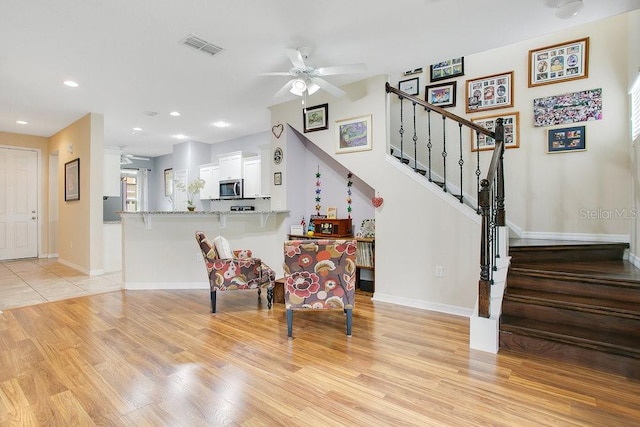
(1, 273, 640, 425)
(0, 258, 123, 312)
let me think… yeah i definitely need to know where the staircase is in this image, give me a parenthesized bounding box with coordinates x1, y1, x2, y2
(500, 240, 640, 379)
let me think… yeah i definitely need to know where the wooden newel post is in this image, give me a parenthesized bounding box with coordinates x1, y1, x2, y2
(494, 118, 506, 227)
(478, 178, 491, 318)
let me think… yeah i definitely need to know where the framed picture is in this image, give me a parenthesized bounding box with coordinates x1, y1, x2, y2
(465, 71, 514, 113)
(336, 114, 372, 154)
(303, 103, 328, 133)
(274, 171, 282, 185)
(309, 214, 326, 232)
(398, 77, 419, 96)
(534, 88, 602, 127)
(547, 126, 586, 153)
(326, 207, 337, 219)
(528, 37, 589, 87)
(64, 158, 80, 201)
(470, 112, 520, 152)
(164, 168, 173, 197)
(425, 81, 456, 108)
(430, 57, 464, 82)
(290, 225, 304, 236)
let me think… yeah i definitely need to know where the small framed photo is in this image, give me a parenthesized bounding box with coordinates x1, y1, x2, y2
(425, 81, 456, 108)
(290, 225, 304, 236)
(336, 114, 372, 154)
(326, 207, 337, 219)
(274, 171, 282, 185)
(65, 158, 80, 201)
(430, 57, 464, 82)
(528, 37, 589, 87)
(164, 168, 173, 197)
(303, 103, 328, 133)
(398, 77, 419, 96)
(470, 112, 520, 152)
(465, 71, 514, 114)
(547, 126, 586, 153)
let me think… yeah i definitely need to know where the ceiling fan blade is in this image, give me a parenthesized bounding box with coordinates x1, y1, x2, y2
(307, 81, 321, 95)
(311, 77, 346, 97)
(316, 63, 366, 76)
(285, 48, 307, 69)
(260, 71, 294, 76)
(274, 79, 294, 97)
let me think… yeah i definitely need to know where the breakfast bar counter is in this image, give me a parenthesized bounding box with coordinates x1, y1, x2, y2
(119, 210, 289, 290)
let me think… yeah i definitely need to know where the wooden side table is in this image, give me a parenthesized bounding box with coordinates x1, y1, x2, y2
(274, 278, 285, 304)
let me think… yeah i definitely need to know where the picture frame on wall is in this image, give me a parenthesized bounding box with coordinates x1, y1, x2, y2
(547, 126, 586, 153)
(430, 57, 464, 82)
(465, 71, 514, 113)
(64, 158, 80, 201)
(425, 81, 457, 108)
(303, 103, 328, 133)
(470, 112, 520, 152)
(398, 77, 419, 96)
(335, 114, 372, 154)
(274, 171, 282, 185)
(528, 37, 589, 87)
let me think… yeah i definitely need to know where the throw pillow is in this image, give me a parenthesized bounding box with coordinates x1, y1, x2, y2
(213, 235, 234, 259)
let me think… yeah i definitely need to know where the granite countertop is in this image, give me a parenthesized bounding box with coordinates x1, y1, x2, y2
(118, 210, 289, 215)
(103, 220, 121, 224)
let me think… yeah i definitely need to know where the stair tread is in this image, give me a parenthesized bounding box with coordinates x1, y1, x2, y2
(509, 261, 640, 287)
(504, 288, 640, 317)
(501, 315, 640, 355)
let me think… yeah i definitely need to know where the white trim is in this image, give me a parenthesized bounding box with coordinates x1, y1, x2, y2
(518, 230, 630, 243)
(57, 258, 90, 275)
(125, 281, 209, 290)
(629, 252, 640, 269)
(372, 292, 473, 318)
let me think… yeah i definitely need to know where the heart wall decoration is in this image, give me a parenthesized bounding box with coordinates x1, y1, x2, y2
(372, 195, 383, 208)
(272, 123, 284, 139)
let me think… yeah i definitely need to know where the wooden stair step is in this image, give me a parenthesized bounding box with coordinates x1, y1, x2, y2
(508, 241, 628, 263)
(504, 288, 640, 319)
(502, 298, 640, 337)
(500, 315, 640, 359)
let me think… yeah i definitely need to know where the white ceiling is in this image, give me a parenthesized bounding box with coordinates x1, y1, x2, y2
(1, 0, 638, 158)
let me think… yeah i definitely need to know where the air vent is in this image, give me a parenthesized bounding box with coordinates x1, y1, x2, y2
(181, 34, 224, 57)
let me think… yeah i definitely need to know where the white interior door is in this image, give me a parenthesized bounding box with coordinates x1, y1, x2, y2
(173, 169, 188, 211)
(0, 147, 38, 260)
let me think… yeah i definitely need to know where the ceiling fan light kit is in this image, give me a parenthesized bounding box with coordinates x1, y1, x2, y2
(546, 0, 584, 19)
(267, 47, 365, 99)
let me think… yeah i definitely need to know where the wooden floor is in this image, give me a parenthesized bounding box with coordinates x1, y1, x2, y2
(1, 290, 640, 426)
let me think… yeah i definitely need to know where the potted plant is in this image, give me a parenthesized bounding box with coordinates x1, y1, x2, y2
(176, 178, 206, 211)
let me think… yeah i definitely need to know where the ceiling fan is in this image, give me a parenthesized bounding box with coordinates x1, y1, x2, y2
(119, 146, 150, 165)
(264, 47, 365, 98)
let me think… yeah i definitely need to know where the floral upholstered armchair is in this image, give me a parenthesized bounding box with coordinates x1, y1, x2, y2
(195, 231, 275, 313)
(282, 239, 357, 337)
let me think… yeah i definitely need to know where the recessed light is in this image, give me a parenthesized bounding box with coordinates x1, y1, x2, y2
(132, 127, 143, 132)
(63, 80, 79, 88)
(174, 134, 188, 139)
(169, 111, 181, 117)
(16, 120, 28, 125)
(213, 121, 230, 128)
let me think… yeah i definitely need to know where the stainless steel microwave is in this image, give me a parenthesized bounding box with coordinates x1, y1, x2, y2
(219, 179, 243, 199)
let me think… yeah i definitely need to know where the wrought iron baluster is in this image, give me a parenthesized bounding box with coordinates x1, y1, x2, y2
(412, 102, 418, 172)
(399, 96, 404, 163)
(441, 116, 447, 193)
(475, 130, 481, 213)
(458, 123, 464, 204)
(427, 109, 432, 182)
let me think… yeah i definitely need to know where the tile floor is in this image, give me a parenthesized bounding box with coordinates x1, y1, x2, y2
(0, 258, 123, 312)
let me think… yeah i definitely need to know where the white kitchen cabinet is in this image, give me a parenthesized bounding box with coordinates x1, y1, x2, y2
(243, 157, 261, 198)
(103, 149, 121, 197)
(199, 163, 220, 199)
(217, 151, 257, 181)
(260, 145, 271, 197)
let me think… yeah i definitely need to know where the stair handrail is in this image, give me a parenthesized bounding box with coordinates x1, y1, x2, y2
(385, 82, 505, 318)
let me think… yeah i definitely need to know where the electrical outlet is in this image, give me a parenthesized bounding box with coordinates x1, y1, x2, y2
(196, 251, 202, 263)
(435, 266, 444, 277)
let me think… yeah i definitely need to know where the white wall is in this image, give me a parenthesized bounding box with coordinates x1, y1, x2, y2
(389, 12, 634, 242)
(628, 9, 640, 264)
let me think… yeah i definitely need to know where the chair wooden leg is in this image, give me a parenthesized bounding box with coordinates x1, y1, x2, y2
(267, 286, 273, 309)
(257, 287, 262, 298)
(286, 309, 293, 337)
(210, 290, 217, 313)
(345, 308, 352, 336)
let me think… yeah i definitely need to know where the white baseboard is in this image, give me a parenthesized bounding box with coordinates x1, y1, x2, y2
(629, 252, 640, 269)
(518, 230, 630, 243)
(57, 258, 89, 275)
(125, 281, 209, 290)
(371, 292, 473, 318)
